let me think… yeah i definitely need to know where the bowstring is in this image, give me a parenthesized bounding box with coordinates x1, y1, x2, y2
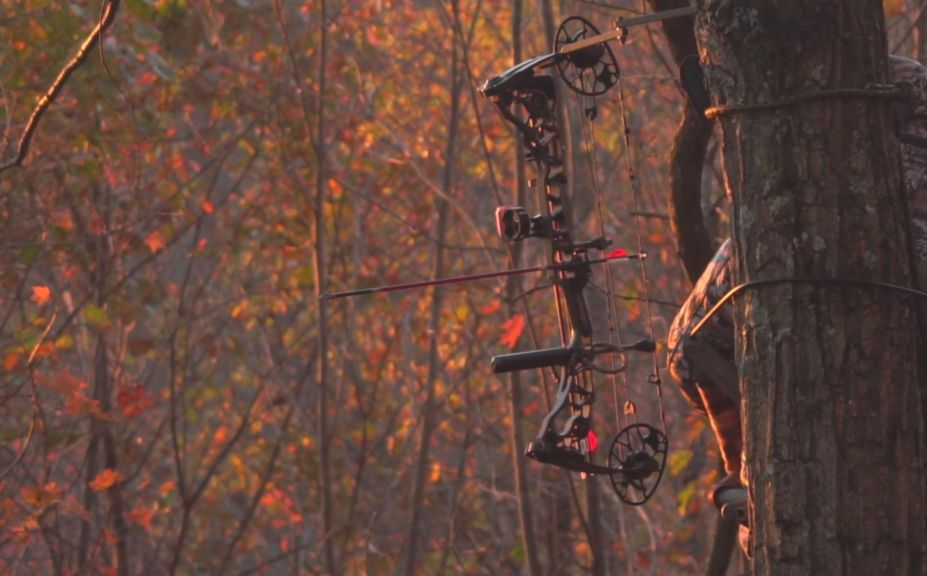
(615, 75, 668, 436)
(575, 94, 636, 438)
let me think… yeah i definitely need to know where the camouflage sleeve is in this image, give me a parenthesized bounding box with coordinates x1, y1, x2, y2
(667, 239, 735, 411)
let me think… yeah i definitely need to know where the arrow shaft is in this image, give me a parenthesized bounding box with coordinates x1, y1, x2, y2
(323, 252, 644, 300)
(323, 264, 546, 300)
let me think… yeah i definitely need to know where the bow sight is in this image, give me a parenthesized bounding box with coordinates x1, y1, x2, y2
(479, 8, 696, 505)
(495, 206, 552, 242)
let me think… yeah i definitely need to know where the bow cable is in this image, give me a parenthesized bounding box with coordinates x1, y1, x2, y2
(615, 73, 669, 437)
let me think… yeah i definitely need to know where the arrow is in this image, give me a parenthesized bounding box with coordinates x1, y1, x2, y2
(321, 250, 645, 301)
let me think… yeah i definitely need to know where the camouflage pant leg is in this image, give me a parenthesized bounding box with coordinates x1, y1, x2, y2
(695, 383, 742, 477)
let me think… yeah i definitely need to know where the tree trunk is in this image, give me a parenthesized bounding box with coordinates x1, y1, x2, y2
(400, 34, 461, 576)
(507, 1, 543, 574)
(313, 1, 336, 573)
(697, 2, 926, 573)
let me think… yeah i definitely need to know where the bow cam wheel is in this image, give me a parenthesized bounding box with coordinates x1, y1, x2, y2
(554, 16, 620, 96)
(607, 423, 667, 505)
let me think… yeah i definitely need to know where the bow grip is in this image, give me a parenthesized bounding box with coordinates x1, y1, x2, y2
(491, 346, 576, 373)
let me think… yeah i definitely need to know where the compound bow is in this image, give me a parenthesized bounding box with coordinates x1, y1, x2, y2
(325, 8, 696, 506)
(479, 12, 689, 505)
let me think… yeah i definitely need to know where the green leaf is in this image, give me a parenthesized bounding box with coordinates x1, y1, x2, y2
(84, 304, 112, 329)
(19, 244, 39, 264)
(668, 449, 693, 477)
(677, 479, 698, 517)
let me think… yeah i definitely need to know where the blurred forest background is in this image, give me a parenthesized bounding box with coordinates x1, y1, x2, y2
(0, 0, 922, 574)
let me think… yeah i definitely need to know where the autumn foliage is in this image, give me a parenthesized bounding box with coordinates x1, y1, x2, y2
(0, 0, 921, 574)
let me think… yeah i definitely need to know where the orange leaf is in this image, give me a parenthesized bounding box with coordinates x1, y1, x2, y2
(499, 314, 525, 350)
(11, 517, 38, 541)
(480, 299, 501, 315)
(3, 353, 20, 372)
(21, 482, 63, 508)
(89, 469, 123, 491)
(327, 178, 344, 197)
(144, 230, 166, 253)
(127, 506, 156, 529)
(31, 285, 51, 306)
(213, 426, 228, 445)
(200, 200, 215, 215)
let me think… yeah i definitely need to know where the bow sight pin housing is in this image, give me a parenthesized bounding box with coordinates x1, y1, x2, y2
(495, 206, 550, 241)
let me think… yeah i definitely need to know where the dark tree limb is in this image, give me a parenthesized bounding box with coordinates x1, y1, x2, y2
(647, 0, 715, 285)
(0, 0, 120, 174)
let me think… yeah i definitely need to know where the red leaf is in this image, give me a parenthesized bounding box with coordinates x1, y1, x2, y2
(480, 299, 501, 315)
(66, 393, 106, 418)
(499, 314, 525, 350)
(635, 551, 652, 569)
(117, 384, 153, 417)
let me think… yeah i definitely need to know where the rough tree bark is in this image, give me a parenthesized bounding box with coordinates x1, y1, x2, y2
(697, 1, 926, 573)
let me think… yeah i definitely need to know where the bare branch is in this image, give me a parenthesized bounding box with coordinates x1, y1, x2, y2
(0, 0, 121, 174)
